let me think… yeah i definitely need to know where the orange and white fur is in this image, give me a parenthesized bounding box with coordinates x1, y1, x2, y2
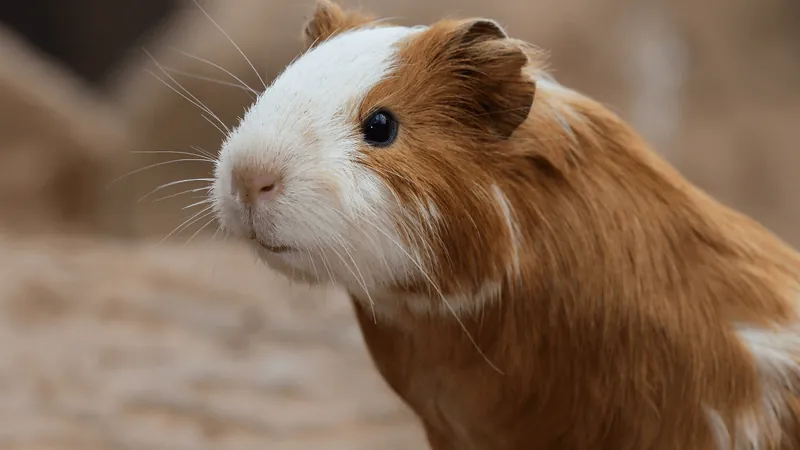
(211, 1, 800, 448)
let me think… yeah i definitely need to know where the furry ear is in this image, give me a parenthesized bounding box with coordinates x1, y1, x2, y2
(457, 19, 508, 45)
(302, 0, 376, 49)
(434, 19, 536, 139)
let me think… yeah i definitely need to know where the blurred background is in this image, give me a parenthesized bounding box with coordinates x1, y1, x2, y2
(0, 0, 797, 448)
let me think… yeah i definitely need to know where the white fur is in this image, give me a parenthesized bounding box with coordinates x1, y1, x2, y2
(707, 311, 800, 449)
(533, 71, 581, 100)
(367, 280, 503, 320)
(491, 184, 521, 280)
(531, 72, 582, 143)
(213, 25, 434, 300)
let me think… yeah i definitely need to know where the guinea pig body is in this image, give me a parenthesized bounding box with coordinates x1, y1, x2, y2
(212, 1, 800, 449)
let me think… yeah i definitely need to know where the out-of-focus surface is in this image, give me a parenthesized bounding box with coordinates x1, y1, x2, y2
(0, 236, 423, 450)
(0, 0, 797, 448)
(0, 27, 131, 236)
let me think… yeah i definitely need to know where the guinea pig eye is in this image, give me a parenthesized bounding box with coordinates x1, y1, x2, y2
(362, 109, 398, 147)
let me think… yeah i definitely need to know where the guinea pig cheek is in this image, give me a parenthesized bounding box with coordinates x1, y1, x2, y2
(313, 172, 345, 211)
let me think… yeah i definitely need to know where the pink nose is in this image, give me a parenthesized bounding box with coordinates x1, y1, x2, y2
(231, 171, 282, 205)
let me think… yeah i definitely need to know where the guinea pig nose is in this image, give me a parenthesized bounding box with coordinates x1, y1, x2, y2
(254, 174, 281, 201)
(231, 170, 282, 204)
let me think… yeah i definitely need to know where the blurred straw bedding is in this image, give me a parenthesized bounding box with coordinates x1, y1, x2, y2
(0, 0, 797, 448)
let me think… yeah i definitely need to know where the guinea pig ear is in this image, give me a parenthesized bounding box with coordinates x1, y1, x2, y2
(302, 0, 375, 49)
(457, 19, 508, 45)
(438, 19, 536, 139)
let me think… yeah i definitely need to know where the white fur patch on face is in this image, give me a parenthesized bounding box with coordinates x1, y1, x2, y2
(707, 310, 800, 449)
(213, 25, 428, 295)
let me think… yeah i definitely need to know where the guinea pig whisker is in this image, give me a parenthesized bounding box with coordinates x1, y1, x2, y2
(336, 234, 378, 322)
(143, 55, 230, 134)
(210, 226, 231, 245)
(182, 198, 213, 211)
(165, 67, 256, 94)
(138, 178, 215, 203)
(190, 0, 267, 90)
(307, 233, 335, 285)
(137, 158, 214, 176)
(346, 177, 439, 276)
(210, 225, 222, 242)
(200, 114, 228, 136)
(163, 50, 258, 96)
(318, 242, 336, 285)
(106, 159, 213, 190)
(327, 234, 377, 323)
(159, 206, 214, 246)
(185, 217, 218, 246)
(301, 244, 320, 284)
(152, 186, 212, 203)
(131, 149, 216, 163)
(322, 203, 394, 284)
(356, 214, 505, 375)
(190, 145, 217, 160)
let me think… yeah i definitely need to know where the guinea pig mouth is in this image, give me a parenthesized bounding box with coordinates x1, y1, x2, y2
(252, 237, 294, 254)
(262, 244, 294, 254)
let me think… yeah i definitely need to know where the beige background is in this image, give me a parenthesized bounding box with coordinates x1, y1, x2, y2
(0, 0, 798, 448)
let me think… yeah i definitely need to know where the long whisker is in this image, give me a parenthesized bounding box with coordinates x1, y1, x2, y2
(143, 59, 230, 134)
(303, 192, 395, 290)
(152, 186, 212, 203)
(144, 68, 228, 134)
(138, 178, 215, 202)
(159, 207, 213, 245)
(106, 158, 212, 189)
(302, 244, 321, 284)
(332, 233, 377, 323)
(183, 198, 213, 210)
(131, 150, 216, 163)
(355, 214, 504, 375)
(191, 145, 217, 160)
(201, 113, 228, 136)
(144, 48, 227, 119)
(168, 47, 258, 95)
(211, 225, 222, 242)
(361, 165, 443, 267)
(326, 236, 378, 323)
(203, 224, 225, 277)
(186, 216, 218, 245)
(163, 65, 257, 96)
(312, 235, 336, 285)
(189, 0, 267, 89)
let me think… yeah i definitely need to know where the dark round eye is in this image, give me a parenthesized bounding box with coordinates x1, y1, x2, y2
(362, 109, 398, 147)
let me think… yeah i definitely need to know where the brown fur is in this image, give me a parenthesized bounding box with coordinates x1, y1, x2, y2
(307, 3, 800, 449)
(302, 0, 378, 48)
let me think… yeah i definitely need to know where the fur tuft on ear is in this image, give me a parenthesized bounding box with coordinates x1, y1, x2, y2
(302, 0, 376, 49)
(429, 19, 536, 139)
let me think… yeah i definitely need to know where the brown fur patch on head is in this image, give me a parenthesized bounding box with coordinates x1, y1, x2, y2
(370, 18, 537, 140)
(302, 0, 380, 49)
(354, 19, 544, 303)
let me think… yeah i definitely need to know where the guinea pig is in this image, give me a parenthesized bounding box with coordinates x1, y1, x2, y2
(211, 1, 800, 449)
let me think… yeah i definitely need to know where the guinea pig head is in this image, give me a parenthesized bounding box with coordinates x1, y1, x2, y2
(213, 0, 537, 312)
